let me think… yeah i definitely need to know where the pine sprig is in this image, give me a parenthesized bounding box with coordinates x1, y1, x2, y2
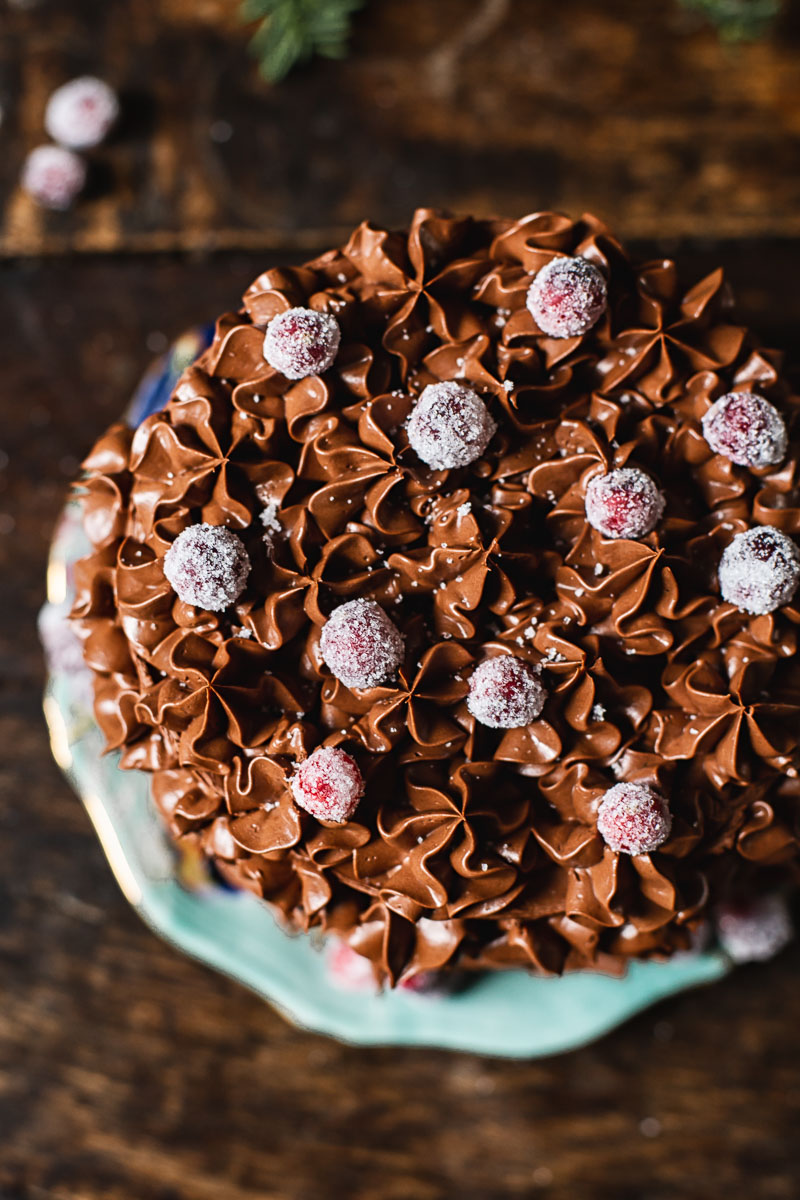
(680, 0, 783, 40)
(241, 0, 367, 82)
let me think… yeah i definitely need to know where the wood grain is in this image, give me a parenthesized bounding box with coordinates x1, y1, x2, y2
(2, 0, 800, 257)
(1, 247, 800, 1199)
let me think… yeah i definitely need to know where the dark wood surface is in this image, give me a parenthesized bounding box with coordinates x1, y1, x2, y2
(3, 0, 800, 256)
(2, 0, 800, 1196)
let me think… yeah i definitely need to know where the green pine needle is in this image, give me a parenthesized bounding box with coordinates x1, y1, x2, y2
(241, 0, 367, 82)
(680, 0, 782, 41)
(240, 0, 779, 83)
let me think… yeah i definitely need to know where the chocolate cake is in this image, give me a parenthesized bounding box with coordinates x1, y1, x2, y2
(72, 209, 800, 985)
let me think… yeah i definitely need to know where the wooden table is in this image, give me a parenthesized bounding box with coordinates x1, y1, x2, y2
(2, 2, 800, 1196)
(3, 0, 800, 255)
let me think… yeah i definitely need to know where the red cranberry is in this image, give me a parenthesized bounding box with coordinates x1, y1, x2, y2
(467, 655, 546, 728)
(326, 939, 377, 990)
(526, 256, 608, 339)
(702, 391, 787, 469)
(21, 145, 86, 211)
(716, 894, 793, 963)
(263, 307, 340, 380)
(320, 599, 405, 689)
(163, 523, 250, 611)
(718, 526, 800, 615)
(585, 467, 665, 540)
(291, 745, 364, 824)
(406, 381, 496, 470)
(596, 782, 672, 855)
(399, 970, 444, 995)
(45, 76, 119, 150)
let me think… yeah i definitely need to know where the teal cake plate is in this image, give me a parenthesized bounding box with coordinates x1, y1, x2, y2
(39, 331, 731, 1058)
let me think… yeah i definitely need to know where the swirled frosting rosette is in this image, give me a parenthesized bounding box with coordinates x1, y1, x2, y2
(72, 209, 800, 986)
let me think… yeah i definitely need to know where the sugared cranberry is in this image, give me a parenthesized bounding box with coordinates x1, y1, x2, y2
(326, 939, 377, 991)
(585, 467, 665, 540)
(406, 381, 496, 470)
(163, 523, 250, 611)
(44, 76, 119, 150)
(263, 307, 341, 380)
(291, 745, 364, 824)
(596, 782, 672, 855)
(21, 145, 86, 211)
(399, 970, 444, 995)
(526, 256, 608, 339)
(320, 599, 405, 689)
(716, 894, 793, 963)
(718, 526, 800, 615)
(702, 391, 787, 469)
(467, 655, 546, 729)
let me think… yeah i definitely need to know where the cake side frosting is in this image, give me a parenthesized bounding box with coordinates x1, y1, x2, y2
(72, 209, 800, 984)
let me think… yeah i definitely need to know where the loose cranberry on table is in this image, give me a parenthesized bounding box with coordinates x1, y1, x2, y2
(44, 76, 119, 150)
(716, 894, 793, 963)
(262, 307, 341, 380)
(584, 467, 665, 540)
(406, 381, 496, 470)
(320, 599, 405, 690)
(163, 523, 251, 611)
(526, 255, 608, 339)
(21, 145, 87, 211)
(702, 391, 787, 469)
(291, 745, 364, 824)
(596, 782, 672, 855)
(467, 655, 546, 729)
(718, 525, 800, 615)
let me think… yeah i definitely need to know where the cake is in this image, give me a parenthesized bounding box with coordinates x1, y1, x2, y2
(71, 209, 799, 986)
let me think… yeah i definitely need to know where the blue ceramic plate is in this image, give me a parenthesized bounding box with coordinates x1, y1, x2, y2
(39, 331, 731, 1057)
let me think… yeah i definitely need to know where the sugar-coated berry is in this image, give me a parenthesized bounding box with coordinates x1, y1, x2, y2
(21, 145, 86, 211)
(596, 782, 672, 855)
(716, 894, 793, 963)
(406, 381, 497, 470)
(526, 256, 608, 339)
(702, 391, 788, 469)
(291, 745, 364, 824)
(585, 467, 665, 540)
(44, 76, 119, 150)
(263, 307, 341, 380)
(467, 655, 546, 728)
(399, 970, 444, 995)
(718, 526, 800, 615)
(320, 598, 405, 689)
(163, 523, 250, 611)
(326, 939, 378, 991)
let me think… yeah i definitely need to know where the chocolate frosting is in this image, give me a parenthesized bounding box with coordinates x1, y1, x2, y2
(73, 210, 800, 984)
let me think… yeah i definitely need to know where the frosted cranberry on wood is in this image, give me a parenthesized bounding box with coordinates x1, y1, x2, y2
(467, 655, 546, 729)
(526, 256, 608, 339)
(163, 523, 250, 611)
(596, 783, 672, 855)
(320, 599, 405, 689)
(585, 467, 665, 540)
(716, 894, 793, 963)
(291, 746, 364, 824)
(702, 391, 787, 469)
(262, 307, 341, 379)
(406, 381, 496, 470)
(21, 145, 86, 211)
(44, 76, 119, 150)
(718, 526, 800, 615)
